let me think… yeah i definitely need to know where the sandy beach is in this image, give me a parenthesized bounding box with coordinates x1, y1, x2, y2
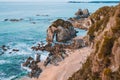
(22, 47, 91, 80)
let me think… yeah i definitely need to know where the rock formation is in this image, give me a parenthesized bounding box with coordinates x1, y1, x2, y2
(69, 9, 92, 30)
(68, 4, 120, 80)
(22, 54, 42, 78)
(72, 37, 85, 49)
(70, 18, 93, 30)
(4, 18, 23, 22)
(75, 9, 90, 18)
(46, 19, 77, 42)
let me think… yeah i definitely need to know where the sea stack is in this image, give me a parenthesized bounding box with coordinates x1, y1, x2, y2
(46, 19, 77, 42)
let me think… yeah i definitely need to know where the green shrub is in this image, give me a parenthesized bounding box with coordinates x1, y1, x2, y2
(103, 68, 111, 76)
(98, 36, 115, 59)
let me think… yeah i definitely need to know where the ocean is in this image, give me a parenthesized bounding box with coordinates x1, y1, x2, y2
(0, 2, 118, 80)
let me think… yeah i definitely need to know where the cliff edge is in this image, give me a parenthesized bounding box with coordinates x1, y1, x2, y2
(68, 4, 120, 80)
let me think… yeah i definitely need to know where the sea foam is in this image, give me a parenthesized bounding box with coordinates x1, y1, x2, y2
(0, 60, 10, 65)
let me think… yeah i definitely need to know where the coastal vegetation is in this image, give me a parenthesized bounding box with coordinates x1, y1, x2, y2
(68, 4, 120, 80)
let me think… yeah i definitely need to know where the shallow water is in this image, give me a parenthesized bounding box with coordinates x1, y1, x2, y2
(0, 2, 118, 80)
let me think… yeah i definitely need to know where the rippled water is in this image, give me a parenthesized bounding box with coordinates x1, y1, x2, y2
(0, 2, 118, 80)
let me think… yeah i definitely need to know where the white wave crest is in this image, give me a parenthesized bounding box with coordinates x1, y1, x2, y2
(0, 60, 10, 65)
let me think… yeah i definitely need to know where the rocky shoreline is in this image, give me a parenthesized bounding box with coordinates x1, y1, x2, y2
(21, 4, 120, 80)
(0, 7, 90, 79)
(68, 4, 120, 80)
(19, 8, 91, 79)
(2, 4, 120, 80)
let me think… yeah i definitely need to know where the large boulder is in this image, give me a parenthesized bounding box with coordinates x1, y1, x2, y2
(46, 19, 77, 42)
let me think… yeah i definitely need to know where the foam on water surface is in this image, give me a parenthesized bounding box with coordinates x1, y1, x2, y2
(0, 60, 10, 65)
(0, 2, 117, 80)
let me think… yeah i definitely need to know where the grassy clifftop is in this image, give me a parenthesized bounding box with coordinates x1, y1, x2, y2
(68, 4, 120, 80)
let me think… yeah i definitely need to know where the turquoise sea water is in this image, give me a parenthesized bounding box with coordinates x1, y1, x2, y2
(0, 2, 118, 80)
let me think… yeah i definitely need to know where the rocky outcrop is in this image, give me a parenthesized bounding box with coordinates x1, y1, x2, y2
(70, 18, 93, 30)
(22, 54, 42, 78)
(46, 19, 77, 42)
(68, 4, 120, 80)
(75, 9, 90, 18)
(31, 42, 69, 66)
(71, 37, 85, 49)
(69, 9, 92, 30)
(4, 18, 23, 22)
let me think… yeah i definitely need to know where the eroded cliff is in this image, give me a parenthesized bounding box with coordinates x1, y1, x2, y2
(68, 4, 120, 80)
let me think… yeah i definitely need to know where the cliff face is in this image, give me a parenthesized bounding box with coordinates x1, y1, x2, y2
(68, 4, 120, 80)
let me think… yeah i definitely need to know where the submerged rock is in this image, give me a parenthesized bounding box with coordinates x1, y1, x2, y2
(46, 19, 77, 42)
(0, 45, 9, 51)
(31, 22, 36, 24)
(12, 49, 19, 52)
(4, 19, 9, 21)
(4, 18, 23, 22)
(36, 14, 49, 16)
(9, 19, 21, 22)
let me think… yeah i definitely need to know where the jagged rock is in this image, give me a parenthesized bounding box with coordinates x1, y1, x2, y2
(35, 53, 41, 63)
(43, 43, 68, 66)
(22, 56, 42, 78)
(46, 19, 77, 42)
(12, 49, 19, 52)
(75, 9, 90, 18)
(75, 9, 83, 16)
(69, 9, 91, 30)
(28, 60, 37, 70)
(22, 57, 34, 67)
(72, 38, 85, 49)
(31, 43, 45, 51)
(82, 9, 90, 18)
(71, 18, 93, 30)
(28, 66, 42, 78)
